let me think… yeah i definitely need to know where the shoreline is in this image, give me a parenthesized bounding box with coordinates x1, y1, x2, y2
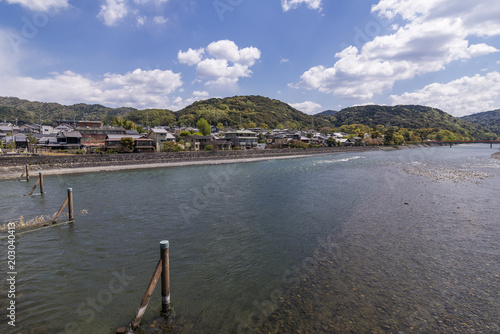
(1, 146, 398, 180)
(0, 154, 327, 180)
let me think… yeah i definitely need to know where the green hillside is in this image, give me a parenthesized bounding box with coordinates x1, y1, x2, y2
(460, 109, 500, 136)
(175, 95, 330, 130)
(0, 97, 134, 125)
(317, 105, 497, 140)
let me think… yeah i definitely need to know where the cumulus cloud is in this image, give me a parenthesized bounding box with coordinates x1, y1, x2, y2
(289, 101, 322, 114)
(178, 48, 205, 66)
(169, 91, 210, 111)
(389, 72, 500, 116)
(98, 0, 128, 26)
(296, 0, 500, 100)
(2, 0, 68, 11)
(281, 0, 322, 12)
(178, 40, 261, 90)
(0, 69, 183, 109)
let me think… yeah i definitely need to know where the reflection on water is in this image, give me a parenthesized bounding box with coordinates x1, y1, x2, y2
(0, 145, 499, 333)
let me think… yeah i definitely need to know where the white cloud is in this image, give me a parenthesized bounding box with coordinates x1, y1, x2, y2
(153, 16, 167, 24)
(280, 58, 290, 63)
(206, 40, 261, 67)
(289, 101, 322, 114)
(2, 0, 68, 11)
(281, 0, 322, 12)
(0, 69, 183, 109)
(168, 91, 210, 111)
(296, 0, 500, 100)
(178, 48, 205, 66)
(389, 72, 500, 116)
(178, 40, 261, 90)
(136, 16, 146, 26)
(98, 0, 128, 26)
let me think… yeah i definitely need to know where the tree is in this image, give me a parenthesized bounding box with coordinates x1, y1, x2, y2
(306, 133, 314, 139)
(162, 141, 182, 152)
(179, 131, 191, 137)
(196, 118, 211, 136)
(120, 137, 135, 152)
(326, 137, 338, 147)
(204, 145, 214, 151)
(320, 127, 331, 135)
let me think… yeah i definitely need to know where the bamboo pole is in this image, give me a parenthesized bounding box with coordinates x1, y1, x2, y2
(129, 259, 163, 330)
(67, 188, 74, 221)
(160, 240, 170, 314)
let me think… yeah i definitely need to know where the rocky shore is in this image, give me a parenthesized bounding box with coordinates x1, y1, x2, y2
(0, 146, 390, 180)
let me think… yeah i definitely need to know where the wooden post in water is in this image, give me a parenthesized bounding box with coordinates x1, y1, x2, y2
(27, 174, 41, 196)
(127, 259, 163, 331)
(39, 172, 44, 194)
(160, 240, 170, 314)
(25, 164, 29, 181)
(68, 188, 74, 221)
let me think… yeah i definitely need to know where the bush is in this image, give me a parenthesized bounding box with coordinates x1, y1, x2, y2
(204, 145, 214, 151)
(162, 141, 182, 152)
(289, 140, 309, 149)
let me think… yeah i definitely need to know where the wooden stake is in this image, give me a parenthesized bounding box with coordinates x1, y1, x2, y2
(25, 164, 29, 182)
(130, 259, 163, 329)
(52, 196, 69, 224)
(39, 172, 44, 194)
(160, 240, 170, 314)
(27, 176, 41, 196)
(68, 188, 74, 221)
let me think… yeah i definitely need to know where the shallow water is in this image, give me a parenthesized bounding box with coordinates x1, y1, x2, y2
(0, 145, 499, 333)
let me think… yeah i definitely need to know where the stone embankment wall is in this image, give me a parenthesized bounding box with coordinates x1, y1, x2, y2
(0, 147, 381, 170)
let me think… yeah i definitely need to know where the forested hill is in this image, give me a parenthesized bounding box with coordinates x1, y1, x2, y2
(317, 105, 497, 140)
(460, 109, 500, 135)
(0, 96, 135, 125)
(175, 95, 331, 129)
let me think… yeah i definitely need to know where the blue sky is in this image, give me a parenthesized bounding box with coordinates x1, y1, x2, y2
(0, 0, 499, 117)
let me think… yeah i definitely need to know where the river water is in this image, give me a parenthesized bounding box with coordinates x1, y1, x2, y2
(0, 145, 499, 333)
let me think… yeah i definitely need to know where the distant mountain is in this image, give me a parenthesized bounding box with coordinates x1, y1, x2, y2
(175, 95, 331, 129)
(460, 109, 500, 136)
(315, 109, 338, 116)
(317, 104, 497, 140)
(0, 96, 134, 125)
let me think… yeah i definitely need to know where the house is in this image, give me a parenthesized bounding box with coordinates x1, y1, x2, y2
(3, 134, 28, 149)
(184, 135, 231, 151)
(78, 121, 102, 128)
(223, 130, 258, 149)
(0, 125, 19, 135)
(55, 131, 83, 149)
(147, 128, 176, 151)
(77, 126, 127, 147)
(105, 134, 154, 153)
(19, 124, 55, 135)
(54, 124, 74, 132)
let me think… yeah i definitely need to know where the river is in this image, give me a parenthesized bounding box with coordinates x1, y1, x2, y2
(1, 145, 499, 333)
